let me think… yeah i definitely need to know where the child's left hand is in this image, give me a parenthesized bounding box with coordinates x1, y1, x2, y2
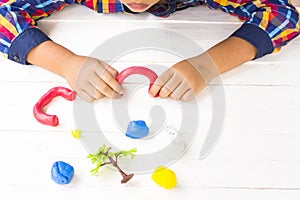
(149, 37, 257, 101)
(149, 59, 208, 101)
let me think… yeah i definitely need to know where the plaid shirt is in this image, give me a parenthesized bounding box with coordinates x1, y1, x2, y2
(0, 0, 299, 64)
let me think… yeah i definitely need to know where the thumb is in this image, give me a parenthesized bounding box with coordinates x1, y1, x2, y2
(149, 69, 174, 97)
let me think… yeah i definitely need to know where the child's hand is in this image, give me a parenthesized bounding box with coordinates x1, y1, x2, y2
(149, 59, 207, 101)
(149, 53, 219, 101)
(63, 55, 124, 102)
(27, 41, 125, 102)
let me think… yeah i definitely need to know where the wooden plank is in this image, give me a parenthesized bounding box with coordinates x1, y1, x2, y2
(0, 59, 65, 82)
(0, 98, 299, 166)
(37, 20, 300, 44)
(36, 21, 300, 64)
(0, 77, 299, 160)
(2, 53, 300, 85)
(0, 3, 299, 198)
(1, 186, 300, 200)
(0, 131, 87, 158)
(1, 103, 298, 137)
(1, 156, 300, 189)
(1, 81, 300, 107)
(1, 83, 300, 138)
(1, 129, 300, 161)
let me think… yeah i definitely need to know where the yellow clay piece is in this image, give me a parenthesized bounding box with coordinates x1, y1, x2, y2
(151, 166, 177, 189)
(71, 129, 81, 139)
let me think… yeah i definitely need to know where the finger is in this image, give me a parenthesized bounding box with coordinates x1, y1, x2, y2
(97, 78, 122, 98)
(169, 92, 177, 100)
(88, 75, 119, 99)
(98, 61, 118, 76)
(170, 82, 191, 100)
(180, 89, 195, 101)
(105, 65, 119, 78)
(159, 74, 182, 98)
(82, 80, 104, 99)
(149, 69, 175, 97)
(96, 92, 105, 99)
(76, 89, 95, 103)
(92, 87, 105, 99)
(95, 67, 124, 95)
(86, 72, 106, 98)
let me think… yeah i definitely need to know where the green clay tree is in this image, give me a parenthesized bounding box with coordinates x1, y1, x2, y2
(87, 144, 137, 184)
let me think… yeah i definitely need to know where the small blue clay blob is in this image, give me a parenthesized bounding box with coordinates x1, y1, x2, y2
(125, 120, 149, 139)
(51, 161, 74, 185)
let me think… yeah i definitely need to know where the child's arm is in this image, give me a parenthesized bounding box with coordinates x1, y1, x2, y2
(0, 0, 123, 62)
(150, 0, 300, 100)
(0, 0, 73, 63)
(0, 0, 123, 101)
(27, 41, 124, 102)
(149, 36, 256, 100)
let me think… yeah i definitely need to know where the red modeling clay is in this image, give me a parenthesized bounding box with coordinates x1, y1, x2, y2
(33, 87, 76, 127)
(116, 66, 158, 97)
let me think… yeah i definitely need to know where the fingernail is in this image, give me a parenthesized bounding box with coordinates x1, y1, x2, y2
(149, 92, 159, 98)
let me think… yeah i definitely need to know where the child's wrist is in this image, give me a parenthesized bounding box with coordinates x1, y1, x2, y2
(186, 53, 220, 83)
(60, 54, 83, 79)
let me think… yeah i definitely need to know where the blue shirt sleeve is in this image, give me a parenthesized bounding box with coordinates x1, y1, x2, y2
(230, 24, 274, 59)
(8, 28, 51, 64)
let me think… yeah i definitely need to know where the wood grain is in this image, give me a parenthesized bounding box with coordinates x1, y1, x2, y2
(1, 3, 300, 200)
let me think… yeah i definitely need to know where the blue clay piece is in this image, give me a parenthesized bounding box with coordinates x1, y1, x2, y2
(125, 120, 149, 139)
(51, 161, 74, 185)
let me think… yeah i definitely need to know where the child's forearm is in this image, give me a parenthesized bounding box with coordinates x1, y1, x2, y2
(27, 41, 78, 78)
(206, 36, 257, 76)
(148, 36, 258, 100)
(27, 40, 124, 102)
(186, 36, 257, 84)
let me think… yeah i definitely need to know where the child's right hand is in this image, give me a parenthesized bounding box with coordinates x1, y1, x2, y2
(63, 55, 124, 102)
(27, 41, 124, 102)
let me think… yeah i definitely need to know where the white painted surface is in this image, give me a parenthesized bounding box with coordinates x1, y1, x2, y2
(0, 4, 300, 200)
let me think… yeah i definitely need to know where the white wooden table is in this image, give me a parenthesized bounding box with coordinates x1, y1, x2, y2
(0, 3, 300, 199)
